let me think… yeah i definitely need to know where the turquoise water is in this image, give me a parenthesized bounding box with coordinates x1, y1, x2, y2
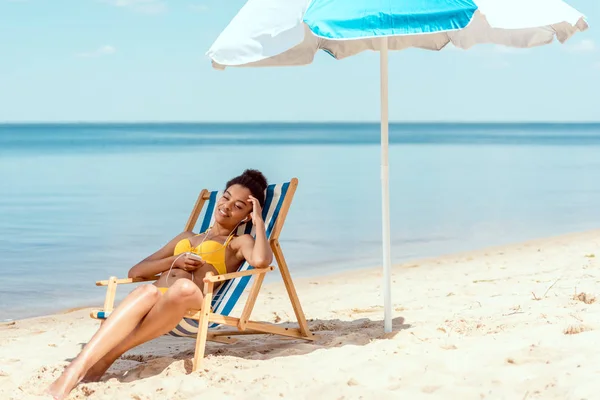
(1, 123, 599, 321)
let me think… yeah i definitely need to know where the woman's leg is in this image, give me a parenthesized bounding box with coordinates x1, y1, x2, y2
(83, 278, 204, 381)
(83, 265, 218, 382)
(47, 284, 161, 399)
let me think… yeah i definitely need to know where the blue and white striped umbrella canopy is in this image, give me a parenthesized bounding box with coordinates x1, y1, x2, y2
(207, 0, 588, 68)
(206, 0, 588, 333)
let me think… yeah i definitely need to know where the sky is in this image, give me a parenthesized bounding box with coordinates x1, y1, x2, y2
(0, 0, 598, 123)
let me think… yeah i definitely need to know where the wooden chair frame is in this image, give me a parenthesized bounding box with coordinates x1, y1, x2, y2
(92, 178, 314, 371)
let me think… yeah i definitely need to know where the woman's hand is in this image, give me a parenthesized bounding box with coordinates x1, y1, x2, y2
(174, 253, 206, 272)
(248, 195, 264, 225)
(235, 195, 272, 269)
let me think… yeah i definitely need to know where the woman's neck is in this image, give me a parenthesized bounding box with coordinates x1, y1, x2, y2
(210, 222, 235, 237)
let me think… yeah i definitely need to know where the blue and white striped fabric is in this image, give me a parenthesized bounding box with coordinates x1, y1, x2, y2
(168, 181, 290, 337)
(207, 0, 588, 68)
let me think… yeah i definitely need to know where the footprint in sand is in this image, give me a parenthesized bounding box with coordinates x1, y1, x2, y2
(272, 312, 282, 323)
(347, 378, 360, 386)
(573, 292, 596, 304)
(440, 344, 458, 350)
(351, 306, 383, 314)
(113, 358, 177, 382)
(421, 385, 441, 394)
(564, 324, 593, 335)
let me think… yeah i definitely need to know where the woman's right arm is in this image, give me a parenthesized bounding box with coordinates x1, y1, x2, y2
(128, 232, 192, 279)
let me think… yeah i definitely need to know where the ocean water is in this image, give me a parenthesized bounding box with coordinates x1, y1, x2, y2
(1, 123, 599, 321)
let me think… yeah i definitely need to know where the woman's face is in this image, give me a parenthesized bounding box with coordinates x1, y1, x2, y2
(214, 184, 253, 227)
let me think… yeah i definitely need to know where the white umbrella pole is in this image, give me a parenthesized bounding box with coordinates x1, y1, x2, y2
(380, 36, 392, 333)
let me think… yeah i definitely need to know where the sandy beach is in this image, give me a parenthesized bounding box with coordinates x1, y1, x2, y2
(1, 230, 599, 399)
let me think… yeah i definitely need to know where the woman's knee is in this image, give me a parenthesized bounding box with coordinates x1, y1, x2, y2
(133, 284, 160, 303)
(167, 279, 200, 302)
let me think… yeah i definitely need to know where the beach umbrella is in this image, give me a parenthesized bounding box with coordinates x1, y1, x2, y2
(206, 0, 588, 333)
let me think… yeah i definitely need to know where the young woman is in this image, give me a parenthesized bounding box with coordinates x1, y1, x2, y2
(48, 169, 273, 400)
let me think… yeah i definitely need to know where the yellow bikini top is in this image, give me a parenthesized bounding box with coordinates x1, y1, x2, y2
(173, 232, 234, 275)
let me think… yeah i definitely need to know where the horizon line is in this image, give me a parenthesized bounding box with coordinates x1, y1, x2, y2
(2, 120, 600, 125)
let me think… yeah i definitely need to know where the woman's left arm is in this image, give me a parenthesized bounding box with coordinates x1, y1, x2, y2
(237, 195, 273, 268)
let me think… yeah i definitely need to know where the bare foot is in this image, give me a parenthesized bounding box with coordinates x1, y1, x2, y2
(46, 363, 85, 400)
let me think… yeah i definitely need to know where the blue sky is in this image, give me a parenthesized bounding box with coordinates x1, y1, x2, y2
(0, 0, 597, 122)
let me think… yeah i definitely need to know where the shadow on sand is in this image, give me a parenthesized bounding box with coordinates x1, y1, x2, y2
(93, 316, 411, 382)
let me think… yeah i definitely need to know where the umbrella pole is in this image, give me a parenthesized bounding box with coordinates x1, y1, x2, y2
(380, 36, 392, 333)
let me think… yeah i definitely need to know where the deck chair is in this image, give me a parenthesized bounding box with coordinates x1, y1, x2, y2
(90, 178, 314, 371)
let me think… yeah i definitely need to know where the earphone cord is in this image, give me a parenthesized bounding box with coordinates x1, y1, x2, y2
(164, 252, 187, 286)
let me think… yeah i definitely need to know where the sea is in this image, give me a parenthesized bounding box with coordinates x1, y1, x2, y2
(1, 122, 599, 321)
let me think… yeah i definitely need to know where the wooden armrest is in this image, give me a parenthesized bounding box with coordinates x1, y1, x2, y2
(97, 266, 273, 286)
(204, 266, 274, 283)
(96, 276, 159, 286)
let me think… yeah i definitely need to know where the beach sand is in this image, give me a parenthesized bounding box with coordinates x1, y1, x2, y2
(1, 230, 599, 399)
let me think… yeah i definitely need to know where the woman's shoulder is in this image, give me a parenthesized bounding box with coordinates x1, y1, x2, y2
(230, 233, 255, 248)
(233, 233, 255, 242)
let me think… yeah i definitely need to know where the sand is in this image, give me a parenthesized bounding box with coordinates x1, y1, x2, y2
(1, 230, 599, 399)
